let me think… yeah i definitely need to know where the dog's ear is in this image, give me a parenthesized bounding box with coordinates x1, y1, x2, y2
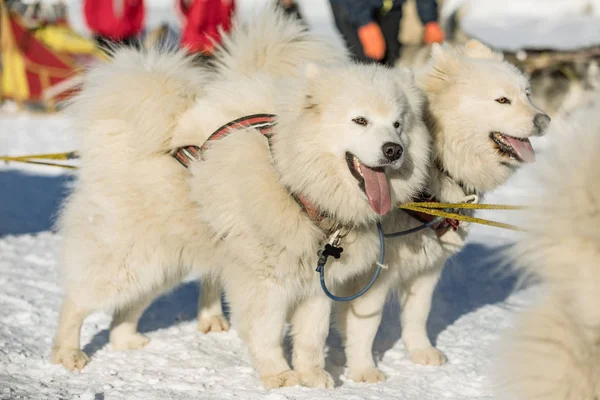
(394, 67, 425, 118)
(421, 43, 460, 93)
(463, 40, 504, 61)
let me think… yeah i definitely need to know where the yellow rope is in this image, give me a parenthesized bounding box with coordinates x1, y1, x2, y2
(401, 201, 527, 211)
(0, 151, 79, 169)
(4, 159, 78, 169)
(0, 151, 79, 161)
(397, 203, 524, 231)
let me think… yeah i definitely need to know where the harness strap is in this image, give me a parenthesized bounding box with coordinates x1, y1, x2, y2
(171, 113, 333, 230)
(403, 192, 459, 238)
(172, 113, 277, 168)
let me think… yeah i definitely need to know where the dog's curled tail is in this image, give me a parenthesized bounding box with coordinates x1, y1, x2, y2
(69, 47, 205, 157)
(212, 7, 347, 79)
(494, 113, 600, 399)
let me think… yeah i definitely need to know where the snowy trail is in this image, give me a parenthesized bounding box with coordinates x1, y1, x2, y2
(0, 110, 544, 399)
(0, 232, 530, 400)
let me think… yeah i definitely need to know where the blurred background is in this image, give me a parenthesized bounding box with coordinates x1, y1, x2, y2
(1, 0, 599, 118)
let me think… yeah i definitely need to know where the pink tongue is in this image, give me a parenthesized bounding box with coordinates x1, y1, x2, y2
(361, 165, 391, 215)
(505, 137, 536, 163)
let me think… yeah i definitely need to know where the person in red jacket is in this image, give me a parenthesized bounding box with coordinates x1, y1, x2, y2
(175, 0, 235, 56)
(84, 0, 145, 51)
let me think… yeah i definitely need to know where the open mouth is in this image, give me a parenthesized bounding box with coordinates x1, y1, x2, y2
(345, 152, 391, 215)
(490, 132, 536, 163)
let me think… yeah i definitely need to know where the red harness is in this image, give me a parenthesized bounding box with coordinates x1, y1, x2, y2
(173, 114, 277, 167)
(172, 114, 331, 227)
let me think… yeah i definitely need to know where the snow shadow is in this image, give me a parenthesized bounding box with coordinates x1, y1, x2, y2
(0, 170, 74, 236)
(325, 242, 520, 382)
(83, 281, 224, 358)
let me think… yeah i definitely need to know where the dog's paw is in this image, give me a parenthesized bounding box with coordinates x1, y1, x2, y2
(51, 346, 89, 371)
(409, 347, 447, 366)
(110, 332, 150, 351)
(198, 314, 230, 334)
(298, 367, 334, 388)
(261, 370, 301, 389)
(348, 367, 386, 383)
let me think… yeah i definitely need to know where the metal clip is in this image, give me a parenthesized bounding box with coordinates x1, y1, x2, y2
(326, 223, 352, 248)
(463, 194, 479, 204)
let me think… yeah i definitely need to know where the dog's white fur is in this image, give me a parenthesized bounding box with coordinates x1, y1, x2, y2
(52, 48, 213, 372)
(51, 9, 431, 389)
(493, 113, 600, 400)
(335, 40, 551, 383)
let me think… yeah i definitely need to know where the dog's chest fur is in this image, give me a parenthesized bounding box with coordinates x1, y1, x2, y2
(189, 132, 382, 297)
(383, 166, 474, 283)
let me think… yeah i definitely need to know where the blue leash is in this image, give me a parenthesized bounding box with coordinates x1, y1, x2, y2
(384, 217, 443, 238)
(316, 222, 385, 302)
(316, 218, 442, 302)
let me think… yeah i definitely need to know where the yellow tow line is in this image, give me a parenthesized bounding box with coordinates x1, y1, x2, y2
(397, 202, 526, 231)
(0, 151, 79, 169)
(1, 151, 527, 231)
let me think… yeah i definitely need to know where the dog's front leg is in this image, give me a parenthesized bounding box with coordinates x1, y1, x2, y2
(336, 274, 390, 383)
(51, 297, 92, 370)
(400, 267, 447, 365)
(290, 294, 334, 388)
(226, 275, 299, 389)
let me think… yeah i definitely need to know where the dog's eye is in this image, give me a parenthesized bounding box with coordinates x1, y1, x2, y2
(352, 117, 368, 126)
(495, 97, 511, 105)
(393, 121, 400, 129)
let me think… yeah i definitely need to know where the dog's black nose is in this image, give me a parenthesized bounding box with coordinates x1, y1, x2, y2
(533, 113, 551, 136)
(382, 142, 404, 162)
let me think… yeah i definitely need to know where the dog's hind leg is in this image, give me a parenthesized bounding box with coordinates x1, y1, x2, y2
(225, 274, 300, 390)
(290, 295, 334, 388)
(110, 296, 153, 350)
(51, 297, 92, 371)
(400, 267, 446, 366)
(197, 279, 230, 334)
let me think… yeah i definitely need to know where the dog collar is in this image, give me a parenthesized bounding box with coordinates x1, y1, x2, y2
(171, 114, 342, 235)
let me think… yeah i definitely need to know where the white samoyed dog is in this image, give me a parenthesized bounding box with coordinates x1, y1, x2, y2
(335, 41, 551, 383)
(51, 9, 430, 389)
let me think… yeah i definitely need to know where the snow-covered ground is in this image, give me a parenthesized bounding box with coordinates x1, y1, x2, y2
(0, 107, 552, 400)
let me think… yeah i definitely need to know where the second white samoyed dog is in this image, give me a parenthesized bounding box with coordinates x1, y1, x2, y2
(336, 41, 551, 383)
(51, 9, 430, 389)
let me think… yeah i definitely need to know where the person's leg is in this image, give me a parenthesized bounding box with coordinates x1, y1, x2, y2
(328, 2, 374, 64)
(376, 6, 403, 66)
